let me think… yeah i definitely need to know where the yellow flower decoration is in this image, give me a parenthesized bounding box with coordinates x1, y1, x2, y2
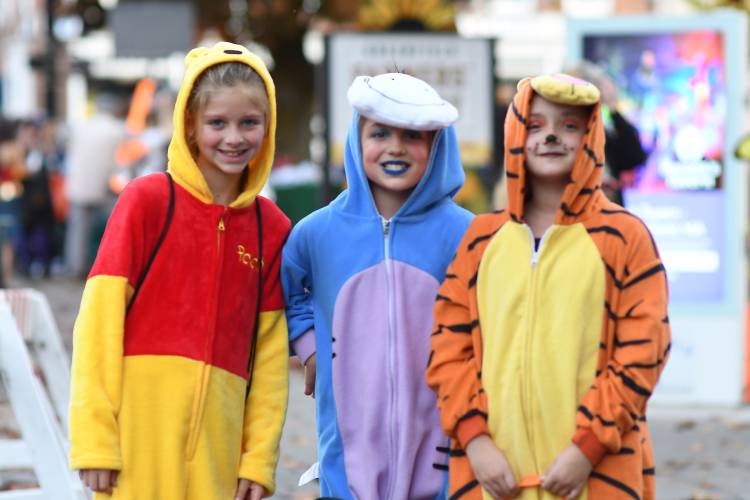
(358, 0, 456, 31)
(685, 0, 750, 11)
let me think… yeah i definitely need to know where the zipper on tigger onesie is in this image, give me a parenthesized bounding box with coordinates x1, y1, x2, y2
(522, 224, 554, 473)
(186, 208, 228, 460)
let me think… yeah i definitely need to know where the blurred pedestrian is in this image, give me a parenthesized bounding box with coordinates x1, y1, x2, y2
(63, 94, 126, 278)
(110, 83, 176, 193)
(0, 118, 25, 287)
(427, 74, 670, 499)
(569, 62, 648, 205)
(17, 117, 59, 278)
(68, 42, 290, 500)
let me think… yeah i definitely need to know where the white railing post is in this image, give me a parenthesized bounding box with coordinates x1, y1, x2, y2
(0, 292, 87, 499)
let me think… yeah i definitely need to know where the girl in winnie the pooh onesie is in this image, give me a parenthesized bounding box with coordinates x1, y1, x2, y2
(69, 42, 290, 500)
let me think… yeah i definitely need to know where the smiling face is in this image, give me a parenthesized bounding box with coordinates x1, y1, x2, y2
(360, 118, 435, 197)
(189, 86, 266, 182)
(524, 94, 589, 185)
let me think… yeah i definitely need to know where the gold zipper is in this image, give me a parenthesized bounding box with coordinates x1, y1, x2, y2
(188, 212, 227, 460)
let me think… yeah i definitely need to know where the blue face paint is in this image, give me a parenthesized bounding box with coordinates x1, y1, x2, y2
(381, 160, 412, 176)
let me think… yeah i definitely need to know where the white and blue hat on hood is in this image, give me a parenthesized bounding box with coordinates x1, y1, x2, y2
(337, 72, 464, 218)
(347, 73, 458, 131)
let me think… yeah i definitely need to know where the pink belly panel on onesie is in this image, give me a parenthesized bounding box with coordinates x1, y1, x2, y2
(331, 260, 444, 500)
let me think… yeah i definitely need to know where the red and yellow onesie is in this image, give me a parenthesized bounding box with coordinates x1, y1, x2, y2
(426, 76, 671, 499)
(68, 43, 290, 499)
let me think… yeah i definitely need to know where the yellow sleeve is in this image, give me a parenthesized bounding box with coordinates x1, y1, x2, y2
(68, 275, 129, 470)
(238, 309, 289, 496)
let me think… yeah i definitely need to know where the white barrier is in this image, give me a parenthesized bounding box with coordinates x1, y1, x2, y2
(0, 290, 87, 499)
(1, 289, 71, 428)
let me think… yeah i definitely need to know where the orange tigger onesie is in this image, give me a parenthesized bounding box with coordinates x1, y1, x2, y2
(426, 76, 671, 500)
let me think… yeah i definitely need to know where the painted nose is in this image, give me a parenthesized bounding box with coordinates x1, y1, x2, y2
(544, 134, 560, 145)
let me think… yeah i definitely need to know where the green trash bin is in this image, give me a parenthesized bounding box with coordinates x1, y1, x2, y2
(269, 162, 322, 226)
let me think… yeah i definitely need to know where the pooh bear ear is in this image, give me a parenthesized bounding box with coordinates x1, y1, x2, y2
(183, 42, 252, 71)
(184, 46, 210, 67)
(212, 41, 249, 55)
(530, 73, 600, 106)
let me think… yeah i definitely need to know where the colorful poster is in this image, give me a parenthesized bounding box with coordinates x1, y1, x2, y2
(582, 30, 732, 307)
(584, 31, 725, 192)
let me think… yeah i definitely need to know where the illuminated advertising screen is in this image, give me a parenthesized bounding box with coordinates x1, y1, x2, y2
(577, 27, 736, 307)
(568, 12, 748, 404)
(584, 32, 725, 192)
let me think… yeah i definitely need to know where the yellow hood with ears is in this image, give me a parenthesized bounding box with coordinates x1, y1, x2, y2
(167, 41, 277, 208)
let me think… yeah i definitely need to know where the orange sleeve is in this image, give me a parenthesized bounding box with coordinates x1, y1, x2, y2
(574, 219, 671, 464)
(426, 218, 495, 449)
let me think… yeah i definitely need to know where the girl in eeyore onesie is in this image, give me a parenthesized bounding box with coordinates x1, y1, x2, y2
(281, 73, 474, 499)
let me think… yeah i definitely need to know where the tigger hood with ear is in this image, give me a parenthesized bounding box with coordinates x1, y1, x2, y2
(167, 41, 276, 209)
(504, 74, 606, 224)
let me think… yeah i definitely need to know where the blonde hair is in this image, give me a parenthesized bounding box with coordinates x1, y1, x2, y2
(185, 62, 269, 152)
(187, 61, 268, 117)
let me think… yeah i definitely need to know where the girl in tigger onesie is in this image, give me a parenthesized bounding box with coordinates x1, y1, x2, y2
(68, 42, 290, 500)
(426, 74, 671, 500)
(281, 73, 473, 499)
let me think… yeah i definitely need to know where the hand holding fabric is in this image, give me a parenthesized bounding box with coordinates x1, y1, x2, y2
(541, 444, 592, 499)
(465, 435, 519, 499)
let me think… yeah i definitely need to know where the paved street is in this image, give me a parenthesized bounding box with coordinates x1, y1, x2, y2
(1, 276, 749, 499)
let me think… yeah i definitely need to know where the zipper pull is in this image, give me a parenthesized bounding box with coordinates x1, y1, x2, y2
(218, 217, 225, 231)
(383, 219, 390, 236)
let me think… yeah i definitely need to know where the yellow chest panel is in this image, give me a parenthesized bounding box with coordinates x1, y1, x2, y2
(477, 222, 603, 493)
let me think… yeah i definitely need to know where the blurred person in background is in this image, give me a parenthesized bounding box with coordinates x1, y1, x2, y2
(0, 118, 26, 287)
(63, 94, 126, 278)
(569, 62, 648, 205)
(17, 117, 62, 278)
(111, 84, 176, 191)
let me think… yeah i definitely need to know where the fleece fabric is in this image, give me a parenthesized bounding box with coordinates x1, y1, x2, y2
(68, 42, 290, 499)
(426, 78, 671, 500)
(282, 113, 473, 499)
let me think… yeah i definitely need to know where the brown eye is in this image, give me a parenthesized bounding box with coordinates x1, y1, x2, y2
(369, 127, 388, 139)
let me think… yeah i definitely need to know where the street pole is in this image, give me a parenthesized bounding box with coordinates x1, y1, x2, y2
(45, 0, 57, 118)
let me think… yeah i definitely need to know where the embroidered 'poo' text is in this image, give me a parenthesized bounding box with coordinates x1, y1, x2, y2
(237, 245, 263, 270)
